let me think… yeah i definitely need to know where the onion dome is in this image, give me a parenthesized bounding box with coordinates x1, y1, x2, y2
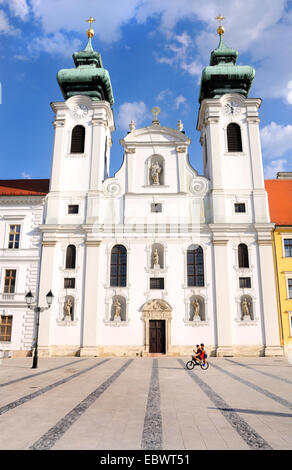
(57, 17, 114, 105)
(198, 21, 255, 103)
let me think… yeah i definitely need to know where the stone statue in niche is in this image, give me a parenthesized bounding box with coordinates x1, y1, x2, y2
(241, 297, 251, 320)
(191, 298, 201, 321)
(153, 248, 160, 268)
(113, 299, 122, 321)
(151, 161, 162, 185)
(64, 299, 72, 320)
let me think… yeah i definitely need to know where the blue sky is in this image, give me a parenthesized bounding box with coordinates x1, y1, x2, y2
(0, 0, 292, 180)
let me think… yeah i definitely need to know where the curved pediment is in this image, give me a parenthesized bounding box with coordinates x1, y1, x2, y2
(121, 125, 191, 147)
(142, 299, 172, 312)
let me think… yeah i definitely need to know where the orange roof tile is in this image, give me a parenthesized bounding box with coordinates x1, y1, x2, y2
(265, 179, 292, 226)
(0, 179, 50, 196)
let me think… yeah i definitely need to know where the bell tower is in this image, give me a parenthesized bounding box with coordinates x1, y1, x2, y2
(46, 17, 115, 224)
(197, 20, 269, 225)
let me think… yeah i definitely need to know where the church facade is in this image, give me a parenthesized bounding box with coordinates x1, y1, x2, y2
(0, 26, 283, 357)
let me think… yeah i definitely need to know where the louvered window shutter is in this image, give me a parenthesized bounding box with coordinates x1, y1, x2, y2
(227, 123, 242, 152)
(70, 125, 85, 153)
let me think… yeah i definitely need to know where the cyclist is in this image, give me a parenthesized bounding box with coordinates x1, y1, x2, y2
(192, 344, 201, 363)
(200, 343, 207, 365)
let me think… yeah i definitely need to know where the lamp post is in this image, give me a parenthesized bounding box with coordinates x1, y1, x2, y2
(25, 290, 54, 369)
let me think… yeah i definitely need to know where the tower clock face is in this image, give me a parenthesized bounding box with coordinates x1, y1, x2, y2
(72, 104, 89, 119)
(223, 101, 241, 116)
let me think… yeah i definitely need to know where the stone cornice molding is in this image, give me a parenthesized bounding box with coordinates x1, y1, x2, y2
(0, 196, 46, 205)
(246, 116, 260, 124)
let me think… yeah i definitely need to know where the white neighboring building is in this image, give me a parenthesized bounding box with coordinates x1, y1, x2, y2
(0, 180, 48, 356)
(0, 29, 283, 357)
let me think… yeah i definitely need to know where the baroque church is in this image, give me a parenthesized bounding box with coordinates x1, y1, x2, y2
(0, 20, 283, 357)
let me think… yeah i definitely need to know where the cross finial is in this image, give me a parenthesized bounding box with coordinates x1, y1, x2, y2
(215, 14, 225, 35)
(86, 16, 96, 38)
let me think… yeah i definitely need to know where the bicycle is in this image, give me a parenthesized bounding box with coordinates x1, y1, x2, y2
(186, 356, 209, 370)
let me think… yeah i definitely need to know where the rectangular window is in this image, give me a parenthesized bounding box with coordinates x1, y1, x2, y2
(4, 270, 16, 293)
(289, 313, 292, 337)
(239, 277, 251, 289)
(68, 205, 79, 214)
(0, 316, 12, 342)
(64, 278, 75, 289)
(284, 239, 292, 257)
(151, 203, 162, 213)
(234, 203, 246, 213)
(8, 225, 21, 249)
(150, 278, 164, 289)
(288, 279, 292, 299)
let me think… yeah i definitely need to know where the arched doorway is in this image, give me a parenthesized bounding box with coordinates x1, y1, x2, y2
(142, 299, 172, 354)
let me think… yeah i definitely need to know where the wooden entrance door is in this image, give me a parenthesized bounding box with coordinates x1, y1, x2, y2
(149, 320, 166, 353)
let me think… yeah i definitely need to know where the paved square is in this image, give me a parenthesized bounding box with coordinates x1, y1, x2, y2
(0, 356, 291, 450)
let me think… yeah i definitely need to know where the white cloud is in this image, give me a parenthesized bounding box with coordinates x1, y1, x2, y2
(0, 9, 18, 34)
(21, 171, 31, 179)
(264, 159, 288, 179)
(174, 95, 187, 110)
(28, 32, 82, 58)
(261, 122, 292, 158)
(8, 0, 29, 20)
(2, 0, 291, 103)
(116, 101, 148, 131)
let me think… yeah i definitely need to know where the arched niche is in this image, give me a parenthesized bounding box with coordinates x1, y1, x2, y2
(240, 295, 254, 321)
(151, 243, 164, 269)
(146, 154, 165, 186)
(189, 295, 205, 322)
(110, 295, 127, 322)
(63, 295, 75, 321)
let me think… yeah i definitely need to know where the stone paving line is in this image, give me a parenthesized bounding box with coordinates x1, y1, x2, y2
(177, 359, 272, 450)
(0, 358, 87, 388)
(0, 357, 291, 450)
(29, 359, 133, 450)
(0, 359, 110, 416)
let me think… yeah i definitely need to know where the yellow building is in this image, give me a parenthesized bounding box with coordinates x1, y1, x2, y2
(266, 173, 292, 356)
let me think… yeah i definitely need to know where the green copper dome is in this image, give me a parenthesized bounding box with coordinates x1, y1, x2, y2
(199, 34, 255, 103)
(57, 36, 114, 105)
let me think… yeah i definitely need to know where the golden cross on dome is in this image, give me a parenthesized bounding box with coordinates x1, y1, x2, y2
(215, 14, 225, 35)
(86, 16, 96, 38)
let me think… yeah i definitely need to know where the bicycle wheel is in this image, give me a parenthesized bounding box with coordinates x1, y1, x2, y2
(200, 361, 209, 370)
(186, 360, 195, 370)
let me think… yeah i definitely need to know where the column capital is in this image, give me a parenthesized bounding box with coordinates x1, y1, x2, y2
(212, 239, 229, 246)
(257, 239, 273, 246)
(85, 240, 102, 247)
(92, 118, 107, 128)
(42, 240, 57, 247)
(53, 119, 65, 128)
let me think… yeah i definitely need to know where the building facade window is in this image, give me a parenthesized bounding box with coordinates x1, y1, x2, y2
(110, 245, 127, 287)
(65, 245, 76, 269)
(4, 269, 16, 293)
(187, 245, 204, 287)
(64, 278, 75, 289)
(284, 239, 292, 257)
(151, 203, 162, 213)
(234, 203, 246, 213)
(238, 243, 249, 268)
(8, 225, 21, 249)
(239, 277, 251, 289)
(150, 278, 164, 289)
(68, 205, 79, 214)
(70, 125, 85, 153)
(0, 316, 12, 342)
(227, 123, 242, 152)
(288, 279, 292, 299)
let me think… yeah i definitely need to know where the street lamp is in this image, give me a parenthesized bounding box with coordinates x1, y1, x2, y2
(25, 290, 54, 369)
